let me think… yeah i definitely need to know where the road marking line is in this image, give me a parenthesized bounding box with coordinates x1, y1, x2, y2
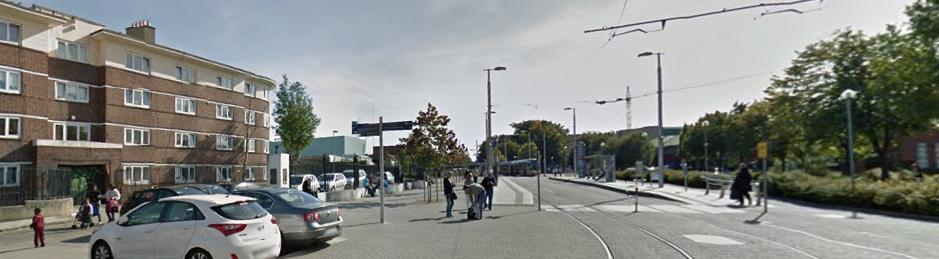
(648, 205, 702, 214)
(556, 205, 597, 212)
(764, 223, 918, 259)
(681, 205, 745, 214)
(683, 234, 743, 245)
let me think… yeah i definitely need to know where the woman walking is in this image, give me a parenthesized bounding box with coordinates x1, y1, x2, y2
(443, 172, 455, 218)
(732, 164, 753, 207)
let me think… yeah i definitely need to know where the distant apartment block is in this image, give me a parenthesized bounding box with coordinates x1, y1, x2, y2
(0, 2, 274, 197)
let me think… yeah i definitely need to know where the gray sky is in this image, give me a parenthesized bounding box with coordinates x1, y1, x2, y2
(30, 0, 913, 155)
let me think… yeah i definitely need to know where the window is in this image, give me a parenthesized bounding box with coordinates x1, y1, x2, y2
(0, 117, 19, 139)
(262, 114, 270, 128)
(53, 123, 90, 141)
(124, 89, 150, 108)
(217, 76, 233, 89)
(175, 97, 196, 115)
(123, 165, 151, 185)
(164, 202, 203, 222)
(245, 167, 255, 181)
(244, 83, 256, 97)
(215, 104, 233, 120)
(261, 140, 269, 154)
(0, 69, 21, 94)
(216, 167, 232, 182)
(176, 66, 195, 83)
(174, 132, 196, 148)
(124, 128, 150, 146)
(916, 143, 929, 169)
(245, 111, 256, 125)
(175, 166, 196, 184)
(124, 202, 164, 226)
(215, 135, 233, 151)
(0, 165, 19, 187)
(56, 40, 88, 63)
(246, 139, 256, 153)
(0, 20, 21, 44)
(54, 82, 89, 102)
(125, 53, 150, 73)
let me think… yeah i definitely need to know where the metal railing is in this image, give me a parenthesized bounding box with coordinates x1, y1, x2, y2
(0, 168, 77, 206)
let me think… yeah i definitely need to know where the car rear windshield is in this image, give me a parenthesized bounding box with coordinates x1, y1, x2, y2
(276, 189, 322, 207)
(211, 201, 268, 220)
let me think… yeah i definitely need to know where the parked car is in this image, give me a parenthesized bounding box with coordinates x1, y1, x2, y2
(185, 184, 230, 195)
(342, 169, 366, 188)
(119, 186, 205, 215)
(320, 173, 347, 192)
(90, 195, 281, 259)
(232, 188, 342, 246)
(289, 174, 319, 192)
(219, 182, 261, 192)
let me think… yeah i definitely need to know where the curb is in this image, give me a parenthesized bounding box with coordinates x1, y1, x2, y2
(548, 177, 689, 204)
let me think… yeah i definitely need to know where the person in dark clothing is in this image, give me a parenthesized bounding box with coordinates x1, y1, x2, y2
(31, 208, 44, 248)
(443, 173, 455, 217)
(732, 165, 753, 207)
(77, 199, 92, 230)
(480, 175, 495, 210)
(302, 180, 317, 197)
(85, 185, 101, 225)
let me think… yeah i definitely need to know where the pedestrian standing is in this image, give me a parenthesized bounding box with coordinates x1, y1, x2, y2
(464, 183, 487, 220)
(731, 164, 753, 207)
(30, 208, 44, 248)
(104, 184, 121, 222)
(85, 185, 101, 225)
(443, 173, 455, 218)
(481, 175, 495, 210)
(463, 171, 474, 209)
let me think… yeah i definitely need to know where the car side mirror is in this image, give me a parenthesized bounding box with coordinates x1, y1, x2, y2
(117, 215, 129, 226)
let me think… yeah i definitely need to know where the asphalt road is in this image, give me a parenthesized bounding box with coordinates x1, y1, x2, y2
(510, 176, 939, 259)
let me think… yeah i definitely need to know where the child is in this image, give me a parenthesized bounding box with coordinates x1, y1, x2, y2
(30, 208, 45, 247)
(77, 199, 92, 230)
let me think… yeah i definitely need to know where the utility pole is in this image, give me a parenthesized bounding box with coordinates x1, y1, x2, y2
(625, 86, 632, 130)
(379, 117, 385, 223)
(485, 66, 507, 178)
(564, 107, 576, 177)
(639, 52, 665, 188)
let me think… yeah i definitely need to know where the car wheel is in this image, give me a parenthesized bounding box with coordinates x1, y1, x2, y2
(91, 241, 113, 259)
(186, 248, 213, 259)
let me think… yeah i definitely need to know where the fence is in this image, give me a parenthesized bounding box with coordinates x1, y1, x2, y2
(0, 168, 81, 206)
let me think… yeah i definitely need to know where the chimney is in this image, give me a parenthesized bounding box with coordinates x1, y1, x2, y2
(125, 20, 155, 44)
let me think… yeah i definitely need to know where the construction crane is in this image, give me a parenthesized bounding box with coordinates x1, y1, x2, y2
(593, 85, 634, 130)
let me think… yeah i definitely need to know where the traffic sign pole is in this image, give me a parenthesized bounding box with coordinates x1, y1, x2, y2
(379, 117, 385, 223)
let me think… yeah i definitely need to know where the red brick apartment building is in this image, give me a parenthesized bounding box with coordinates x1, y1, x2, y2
(0, 2, 274, 200)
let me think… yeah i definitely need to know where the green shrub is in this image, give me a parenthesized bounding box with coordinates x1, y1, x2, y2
(767, 171, 939, 217)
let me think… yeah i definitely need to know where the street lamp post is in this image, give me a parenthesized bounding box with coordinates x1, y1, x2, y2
(525, 104, 543, 211)
(639, 51, 665, 188)
(841, 89, 859, 219)
(702, 120, 710, 172)
(485, 66, 507, 178)
(564, 107, 576, 177)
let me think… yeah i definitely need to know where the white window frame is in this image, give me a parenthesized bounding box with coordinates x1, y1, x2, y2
(54, 81, 90, 103)
(175, 65, 196, 83)
(124, 128, 151, 146)
(215, 104, 233, 120)
(215, 135, 234, 151)
(216, 75, 233, 89)
(125, 53, 150, 74)
(0, 164, 20, 187)
(123, 165, 151, 185)
(0, 68, 21, 94)
(216, 167, 232, 183)
(245, 111, 256, 125)
(124, 89, 151, 108)
(174, 97, 196, 115)
(261, 139, 269, 154)
(0, 20, 21, 45)
(0, 116, 20, 139)
(53, 122, 90, 141)
(244, 167, 256, 181)
(175, 166, 196, 184)
(174, 132, 196, 148)
(56, 40, 88, 63)
(262, 114, 271, 128)
(244, 83, 256, 97)
(246, 139, 256, 153)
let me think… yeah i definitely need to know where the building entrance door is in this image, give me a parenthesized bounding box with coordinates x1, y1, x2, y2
(58, 165, 106, 205)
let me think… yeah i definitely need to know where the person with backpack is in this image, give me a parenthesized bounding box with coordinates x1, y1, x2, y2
(480, 174, 495, 210)
(30, 208, 44, 248)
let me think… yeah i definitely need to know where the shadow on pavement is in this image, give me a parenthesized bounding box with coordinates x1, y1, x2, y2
(280, 241, 331, 258)
(62, 235, 90, 243)
(343, 222, 383, 229)
(0, 247, 34, 254)
(439, 218, 474, 224)
(408, 216, 447, 222)
(339, 202, 410, 210)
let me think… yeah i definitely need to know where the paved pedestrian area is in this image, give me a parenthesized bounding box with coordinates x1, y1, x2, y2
(492, 177, 533, 205)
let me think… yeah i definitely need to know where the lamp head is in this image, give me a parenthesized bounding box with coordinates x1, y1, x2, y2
(840, 89, 858, 100)
(564, 107, 573, 111)
(637, 52, 654, 58)
(494, 66, 507, 71)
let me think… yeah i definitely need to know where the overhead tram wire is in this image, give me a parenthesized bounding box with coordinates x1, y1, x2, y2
(590, 69, 779, 104)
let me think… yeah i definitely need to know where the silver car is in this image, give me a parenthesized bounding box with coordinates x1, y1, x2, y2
(232, 187, 342, 245)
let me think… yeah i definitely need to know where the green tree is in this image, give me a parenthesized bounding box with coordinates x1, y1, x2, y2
(510, 120, 570, 168)
(273, 75, 320, 166)
(398, 103, 469, 176)
(907, 0, 939, 41)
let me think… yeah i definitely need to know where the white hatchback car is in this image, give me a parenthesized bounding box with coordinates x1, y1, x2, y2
(89, 194, 281, 259)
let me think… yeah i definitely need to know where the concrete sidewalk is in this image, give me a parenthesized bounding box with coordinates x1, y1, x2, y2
(549, 176, 740, 207)
(492, 177, 533, 206)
